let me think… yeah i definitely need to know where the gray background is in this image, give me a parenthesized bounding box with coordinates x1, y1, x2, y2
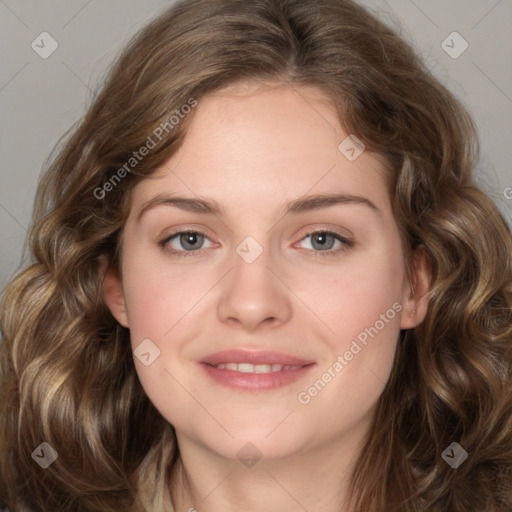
(1, 0, 511, 292)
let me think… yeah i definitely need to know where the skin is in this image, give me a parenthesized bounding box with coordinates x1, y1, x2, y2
(103, 79, 431, 512)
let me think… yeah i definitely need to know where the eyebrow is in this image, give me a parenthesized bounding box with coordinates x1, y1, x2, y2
(136, 192, 381, 222)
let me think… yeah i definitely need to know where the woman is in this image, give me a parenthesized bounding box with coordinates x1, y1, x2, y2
(1, 0, 511, 510)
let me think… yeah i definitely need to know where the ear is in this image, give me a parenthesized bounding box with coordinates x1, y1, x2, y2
(101, 260, 129, 328)
(400, 244, 432, 330)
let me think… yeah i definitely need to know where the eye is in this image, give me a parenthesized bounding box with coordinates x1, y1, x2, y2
(159, 230, 215, 258)
(295, 230, 354, 257)
(159, 228, 354, 258)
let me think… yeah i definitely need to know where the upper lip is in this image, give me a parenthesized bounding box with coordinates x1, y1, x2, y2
(200, 349, 314, 366)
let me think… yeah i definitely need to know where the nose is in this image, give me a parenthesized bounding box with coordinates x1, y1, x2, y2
(216, 245, 293, 332)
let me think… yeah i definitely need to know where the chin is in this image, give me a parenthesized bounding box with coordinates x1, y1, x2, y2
(191, 424, 313, 463)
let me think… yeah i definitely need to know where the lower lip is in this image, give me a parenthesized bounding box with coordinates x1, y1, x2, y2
(199, 362, 316, 391)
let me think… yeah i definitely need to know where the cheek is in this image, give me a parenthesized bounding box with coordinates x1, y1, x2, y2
(292, 245, 404, 409)
(120, 252, 208, 429)
(121, 246, 213, 341)
(295, 242, 405, 345)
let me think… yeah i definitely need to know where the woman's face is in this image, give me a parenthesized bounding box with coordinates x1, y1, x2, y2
(104, 80, 426, 461)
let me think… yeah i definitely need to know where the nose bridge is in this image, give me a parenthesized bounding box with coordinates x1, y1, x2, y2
(216, 233, 292, 330)
(233, 234, 274, 285)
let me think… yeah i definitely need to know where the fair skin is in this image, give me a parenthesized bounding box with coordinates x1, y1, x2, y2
(103, 79, 431, 512)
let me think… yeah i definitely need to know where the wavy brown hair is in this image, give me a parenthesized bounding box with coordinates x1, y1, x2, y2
(1, 0, 511, 510)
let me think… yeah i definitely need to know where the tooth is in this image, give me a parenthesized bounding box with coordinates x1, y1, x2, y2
(254, 364, 272, 373)
(213, 362, 302, 372)
(237, 363, 255, 373)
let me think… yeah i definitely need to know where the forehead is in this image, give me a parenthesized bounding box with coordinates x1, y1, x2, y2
(129, 80, 391, 218)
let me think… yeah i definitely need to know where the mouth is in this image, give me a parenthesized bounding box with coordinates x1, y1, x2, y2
(199, 349, 316, 391)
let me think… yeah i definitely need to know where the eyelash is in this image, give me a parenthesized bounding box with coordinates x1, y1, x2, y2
(158, 229, 355, 259)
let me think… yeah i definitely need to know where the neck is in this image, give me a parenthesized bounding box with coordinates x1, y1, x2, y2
(169, 423, 370, 512)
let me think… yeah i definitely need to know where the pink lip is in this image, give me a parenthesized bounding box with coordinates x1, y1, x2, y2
(199, 349, 316, 392)
(201, 349, 313, 366)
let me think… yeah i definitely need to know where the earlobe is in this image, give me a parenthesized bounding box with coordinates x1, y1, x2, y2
(102, 264, 129, 328)
(400, 245, 432, 330)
